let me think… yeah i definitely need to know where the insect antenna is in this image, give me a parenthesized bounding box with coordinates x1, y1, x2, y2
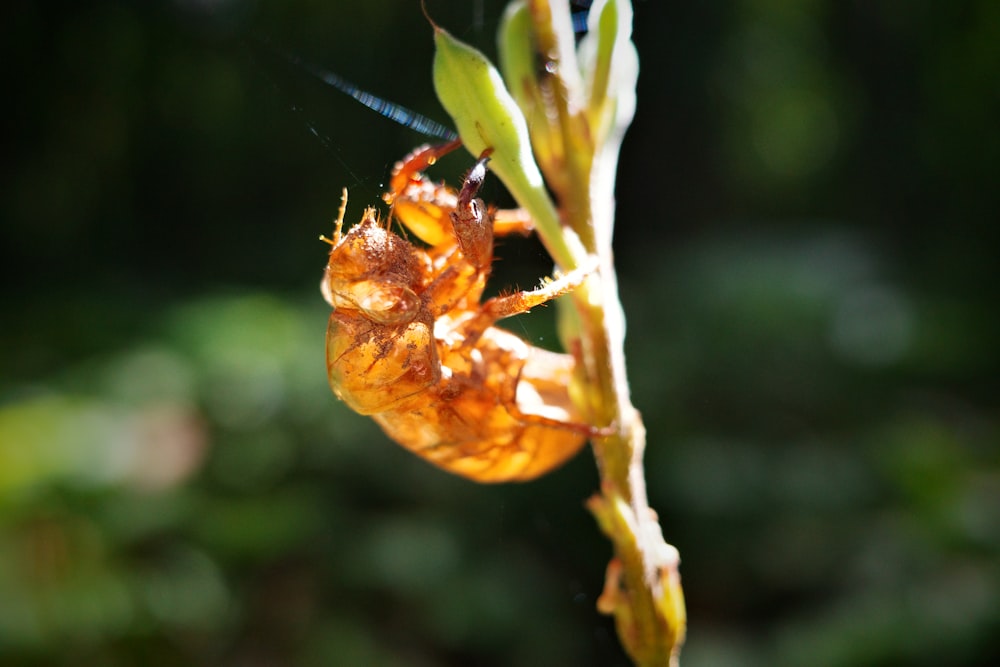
(319, 188, 349, 247)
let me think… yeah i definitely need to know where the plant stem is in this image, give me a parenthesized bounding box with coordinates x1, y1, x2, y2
(525, 1, 686, 664)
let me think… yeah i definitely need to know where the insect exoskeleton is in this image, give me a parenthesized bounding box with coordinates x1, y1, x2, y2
(322, 142, 593, 482)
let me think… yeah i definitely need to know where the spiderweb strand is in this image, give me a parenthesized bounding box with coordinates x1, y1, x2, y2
(279, 49, 458, 142)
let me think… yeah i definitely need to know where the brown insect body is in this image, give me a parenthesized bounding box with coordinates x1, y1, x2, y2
(323, 142, 590, 482)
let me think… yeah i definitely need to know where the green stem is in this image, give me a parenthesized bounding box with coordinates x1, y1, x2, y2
(525, 1, 685, 664)
(431, 1, 685, 661)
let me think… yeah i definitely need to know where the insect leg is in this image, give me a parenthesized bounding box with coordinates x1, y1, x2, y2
(450, 154, 494, 270)
(452, 258, 596, 349)
(504, 352, 611, 437)
(483, 258, 596, 321)
(385, 139, 463, 202)
(492, 207, 535, 236)
(509, 402, 610, 436)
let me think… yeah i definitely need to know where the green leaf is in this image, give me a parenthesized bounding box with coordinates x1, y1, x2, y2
(432, 24, 579, 269)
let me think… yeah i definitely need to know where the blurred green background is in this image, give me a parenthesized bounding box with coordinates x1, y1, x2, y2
(2, 1, 998, 665)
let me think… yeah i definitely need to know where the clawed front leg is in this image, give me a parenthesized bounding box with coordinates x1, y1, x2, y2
(449, 152, 494, 270)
